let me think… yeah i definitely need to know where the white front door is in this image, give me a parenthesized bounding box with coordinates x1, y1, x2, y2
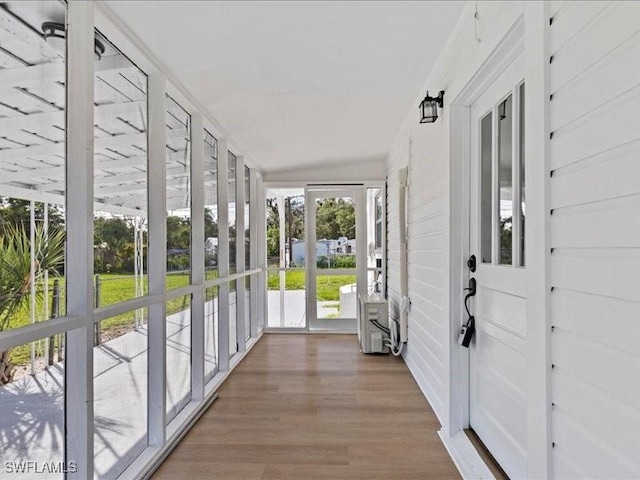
(468, 52, 527, 478)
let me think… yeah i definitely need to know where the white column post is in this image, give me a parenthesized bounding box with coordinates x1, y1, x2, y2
(525, 3, 551, 478)
(235, 156, 246, 351)
(147, 73, 167, 447)
(249, 168, 258, 338)
(277, 194, 286, 327)
(190, 114, 205, 401)
(65, 2, 95, 476)
(217, 141, 230, 371)
(30, 199, 36, 374)
(257, 177, 267, 332)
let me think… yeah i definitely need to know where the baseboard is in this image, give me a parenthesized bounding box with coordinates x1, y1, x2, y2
(438, 429, 496, 480)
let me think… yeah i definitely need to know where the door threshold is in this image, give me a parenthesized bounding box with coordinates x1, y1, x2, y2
(464, 429, 510, 480)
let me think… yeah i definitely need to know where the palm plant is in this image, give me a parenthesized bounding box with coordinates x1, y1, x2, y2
(0, 224, 65, 385)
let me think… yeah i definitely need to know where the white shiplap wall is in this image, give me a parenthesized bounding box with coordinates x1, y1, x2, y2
(549, 1, 640, 478)
(385, 2, 525, 425)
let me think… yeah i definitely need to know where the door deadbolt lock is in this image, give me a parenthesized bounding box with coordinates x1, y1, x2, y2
(467, 254, 476, 272)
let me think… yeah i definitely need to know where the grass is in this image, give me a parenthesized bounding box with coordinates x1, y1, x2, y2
(5, 271, 212, 367)
(267, 270, 355, 301)
(6, 268, 350, 367)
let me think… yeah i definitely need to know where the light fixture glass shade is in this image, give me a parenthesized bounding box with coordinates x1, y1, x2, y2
(419, 98, 438, 123)
(42, 21, 105, 60)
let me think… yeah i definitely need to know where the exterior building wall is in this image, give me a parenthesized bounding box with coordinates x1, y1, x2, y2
(386, 0, 525, 426)
(386, 1, 640, 477)
(547, 2, 640, 477)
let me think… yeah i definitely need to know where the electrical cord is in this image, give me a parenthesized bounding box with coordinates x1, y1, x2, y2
(388, 316, 404, 357)
(369, 318, 390, 335)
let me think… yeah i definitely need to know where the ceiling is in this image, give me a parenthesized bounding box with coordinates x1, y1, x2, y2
(104, 1, 465, 173)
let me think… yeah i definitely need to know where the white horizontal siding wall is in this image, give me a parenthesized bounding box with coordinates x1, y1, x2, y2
(549, 1, 640, 478)
(385, 1, 525, 426)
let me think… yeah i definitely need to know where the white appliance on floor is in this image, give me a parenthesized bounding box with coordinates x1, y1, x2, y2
(357, 294, 389, 354)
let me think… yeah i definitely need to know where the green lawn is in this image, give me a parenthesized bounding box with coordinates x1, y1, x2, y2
(6, 268, 349, 367)
(6, 272, 197, 366)
(267, 270, 355, 301)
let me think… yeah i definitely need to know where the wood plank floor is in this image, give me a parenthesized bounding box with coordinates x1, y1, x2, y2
(153, 334, 461, 480)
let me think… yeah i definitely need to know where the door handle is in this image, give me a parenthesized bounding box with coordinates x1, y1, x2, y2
(458, 276, 476, 348)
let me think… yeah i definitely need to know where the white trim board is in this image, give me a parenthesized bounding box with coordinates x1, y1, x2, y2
(439, 430, 496, 480)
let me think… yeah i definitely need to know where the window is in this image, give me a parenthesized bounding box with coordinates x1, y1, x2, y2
(165, 96, 191, 288)
(479, 83, 525, 267)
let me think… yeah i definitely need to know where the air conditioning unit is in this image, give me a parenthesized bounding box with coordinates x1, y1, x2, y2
(358, 294, 389, 354)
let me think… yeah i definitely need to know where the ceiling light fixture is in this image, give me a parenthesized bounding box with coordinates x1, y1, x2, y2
(42, 22, 105, 60)
(418, 90, 445, 124)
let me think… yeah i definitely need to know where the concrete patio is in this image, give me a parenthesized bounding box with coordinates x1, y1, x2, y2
(0, 300, 224, 480)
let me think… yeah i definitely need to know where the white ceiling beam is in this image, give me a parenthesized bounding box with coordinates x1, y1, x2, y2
(0, 183, 146, 217)
(119, 190, 188, 210)
(0, 5, 60, 62)
(0, 100, 144, 137)
(38, 163, 188, 192)
(0, 154, 140, 184)
(0, 54, 135, 95)
(0, 126, 186, 162)
(95, 173, 212, 197)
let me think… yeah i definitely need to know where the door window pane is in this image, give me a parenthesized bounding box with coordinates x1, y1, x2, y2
(480, 112, 493, 264)
(498, 95, 513, 265)
(315, 198, 356, 270)
(316, 274, 357, 319)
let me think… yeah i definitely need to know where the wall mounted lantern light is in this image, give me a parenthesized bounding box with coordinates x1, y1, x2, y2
(418, 90, 445, 124)
(42, 22, 106, 60)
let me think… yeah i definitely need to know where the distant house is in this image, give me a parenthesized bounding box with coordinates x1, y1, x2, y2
(291, 237, 356, 266)
(205, 237, 218, 254)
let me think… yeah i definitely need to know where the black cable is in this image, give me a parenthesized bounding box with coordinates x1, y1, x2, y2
(370, 318, 390, 335)
(464, 292, 473, 319)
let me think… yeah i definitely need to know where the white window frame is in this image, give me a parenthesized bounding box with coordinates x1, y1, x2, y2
(0, 3, 265, 479)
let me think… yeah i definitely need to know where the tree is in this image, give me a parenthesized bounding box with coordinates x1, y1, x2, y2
(166, 216, 191, 250)
(204, 208, 218, 239)
(94, 217, 134, 273)
(0, 197, 64, 238)
(0, 224, 65, 384)
(265, 196, 304, 265)
(316, 198, 355, 240)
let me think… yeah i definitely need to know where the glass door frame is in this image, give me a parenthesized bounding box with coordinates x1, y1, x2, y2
(264, 182, 385, 334)
(306, 186, 367, 332)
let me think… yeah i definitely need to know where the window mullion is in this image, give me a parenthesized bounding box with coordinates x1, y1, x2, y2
(190, 114, 205, 401)
(217, 141, 230, 372)
(65, 2, 96, 477)
(235, 155, 246, 351)
(512, 85, 522, 268)
(491, 104, 500, 265)
(147, 73, 168, 447)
